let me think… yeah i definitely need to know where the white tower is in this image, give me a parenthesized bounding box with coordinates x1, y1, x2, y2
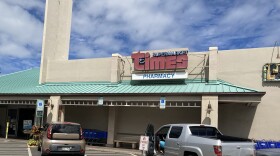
(40, 0, 73, 84)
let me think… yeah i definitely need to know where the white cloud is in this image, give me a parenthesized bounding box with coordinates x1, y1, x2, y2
(1, 0, 44, 10)
(70, 0, 212, 57)
(0, 42, 31, 58)
(0, 1, 43, 48)
(0, 0, 44, 73)
(0, 0, 279, 74)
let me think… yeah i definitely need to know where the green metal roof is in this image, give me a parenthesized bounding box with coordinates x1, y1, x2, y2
(0, 68, 265, 95)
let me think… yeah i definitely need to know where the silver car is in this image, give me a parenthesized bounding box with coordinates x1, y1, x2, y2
(38, 122, 86, 156)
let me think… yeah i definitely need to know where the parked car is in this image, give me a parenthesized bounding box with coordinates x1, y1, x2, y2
(38, 122, 86, 156)
(145, 124, 256, 156)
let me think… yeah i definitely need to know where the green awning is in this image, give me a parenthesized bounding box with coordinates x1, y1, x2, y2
(0, 68, 265, 95)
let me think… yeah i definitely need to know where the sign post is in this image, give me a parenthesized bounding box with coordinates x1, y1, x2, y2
(5, 121, 9, 139)
(160, 97, 166, 109)
(98, 97, 104, 105)
(35, 99, 45, 127)
(139, 135, 149, 155)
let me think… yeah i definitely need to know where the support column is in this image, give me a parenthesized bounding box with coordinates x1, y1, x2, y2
(208, 47, 218, 82)
(111, 53, 122, 83)
(40, 0, 73, 84)
(60, 106, 65, 122)
(107, 107, 118, 147)
(201, 96, 218, 127)
(46, 96, 62, 123)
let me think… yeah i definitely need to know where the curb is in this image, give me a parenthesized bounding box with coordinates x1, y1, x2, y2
(86, 146, 142, 155)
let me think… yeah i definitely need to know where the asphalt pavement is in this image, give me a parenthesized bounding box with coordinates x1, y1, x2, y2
(256, 149, 280, 156)
(2, 138, 279, 156)
(0, 138, 142, 156)
(30, 146, 139, 156)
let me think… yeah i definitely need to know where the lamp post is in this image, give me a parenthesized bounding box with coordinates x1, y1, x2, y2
(206, 101, 214, 114)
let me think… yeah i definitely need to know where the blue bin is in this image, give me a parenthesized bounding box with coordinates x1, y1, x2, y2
(255, 142, 260, 150)
(268, 141, 277, 148)
(257, 141, 269, 149)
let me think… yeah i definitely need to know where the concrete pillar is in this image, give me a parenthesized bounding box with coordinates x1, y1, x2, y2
(111, 53, 122, 83)
(107, 107, 118, 146)
(40, 0, 73, 84)
(201, 96, 218, 127)
(208, 47, 218, 82)
(58, 106, 65, 122)
(46, 96, 62, 123)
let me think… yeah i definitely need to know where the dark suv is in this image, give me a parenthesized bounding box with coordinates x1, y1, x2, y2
(38, 122, 86, 156)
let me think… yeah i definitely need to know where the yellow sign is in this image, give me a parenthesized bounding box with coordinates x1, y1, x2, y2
(263, 63, 280, 81)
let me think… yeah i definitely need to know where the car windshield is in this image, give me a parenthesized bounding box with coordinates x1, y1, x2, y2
(189, 126, 221, 137)
(51, 124, 80, 134)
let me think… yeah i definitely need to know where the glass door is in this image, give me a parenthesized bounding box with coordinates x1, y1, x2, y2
(8, 109, 18, 136)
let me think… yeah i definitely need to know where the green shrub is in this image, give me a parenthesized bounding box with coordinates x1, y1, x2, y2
(27, 139, 39, 146)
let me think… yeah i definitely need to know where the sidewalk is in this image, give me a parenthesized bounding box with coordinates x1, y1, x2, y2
(87, 145, 143, 155)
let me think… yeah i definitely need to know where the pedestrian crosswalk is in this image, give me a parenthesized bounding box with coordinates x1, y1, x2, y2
(0, 139, 29, 156)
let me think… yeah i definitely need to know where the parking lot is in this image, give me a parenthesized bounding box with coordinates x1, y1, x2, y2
(0, 138, 141, 156)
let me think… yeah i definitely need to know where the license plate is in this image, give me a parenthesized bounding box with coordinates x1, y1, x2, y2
(61, 147, 71, 151)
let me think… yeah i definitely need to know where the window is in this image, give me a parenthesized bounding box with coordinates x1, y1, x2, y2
(189, 126, 221, 137)
(169, 126, 183, 138)
(51, 124, 80, 134)
(156, 126, 170, 138)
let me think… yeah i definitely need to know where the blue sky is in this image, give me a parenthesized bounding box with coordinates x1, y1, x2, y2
(0, 0, 279, 74)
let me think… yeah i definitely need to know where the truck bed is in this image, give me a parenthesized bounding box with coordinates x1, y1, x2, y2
(203, 135, 252, 142)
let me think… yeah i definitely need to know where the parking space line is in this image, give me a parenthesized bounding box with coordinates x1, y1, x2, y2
(28, 147, 32, 156)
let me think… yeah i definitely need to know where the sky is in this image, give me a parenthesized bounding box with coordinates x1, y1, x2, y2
(0, 0, 280, 74)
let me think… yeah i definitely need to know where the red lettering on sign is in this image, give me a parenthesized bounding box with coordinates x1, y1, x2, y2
(131, 52, 188, 71)
(176, 55, 188, 68)
(165, 56, 176, 69)
(150, 57, 165, 70)
(131, 52, 145, 70)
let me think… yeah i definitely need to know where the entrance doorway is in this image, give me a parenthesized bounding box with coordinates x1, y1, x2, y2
(17, 109, 35, 138)
(7, 109, 17, 137)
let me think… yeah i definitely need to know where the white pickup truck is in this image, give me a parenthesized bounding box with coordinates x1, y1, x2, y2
(145, 124, 256, 156)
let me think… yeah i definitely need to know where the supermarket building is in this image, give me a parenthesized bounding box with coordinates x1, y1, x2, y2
(0, 0, 280, 146)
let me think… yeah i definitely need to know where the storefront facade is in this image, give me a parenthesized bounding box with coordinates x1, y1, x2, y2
(1, 0, 280, 146)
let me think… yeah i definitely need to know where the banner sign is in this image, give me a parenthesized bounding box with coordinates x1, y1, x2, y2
(132, 72, 188, 80)
(23, 120, 32, 130)
(131, 50, 188, 71)
(139, 136, 149, 151)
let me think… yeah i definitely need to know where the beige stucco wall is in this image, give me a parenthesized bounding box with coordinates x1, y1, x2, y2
(65, 106, 108, 131)
(218, 47, 280, 139)
(116, 107, 201, 135)
(46, 58, 112, 82)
